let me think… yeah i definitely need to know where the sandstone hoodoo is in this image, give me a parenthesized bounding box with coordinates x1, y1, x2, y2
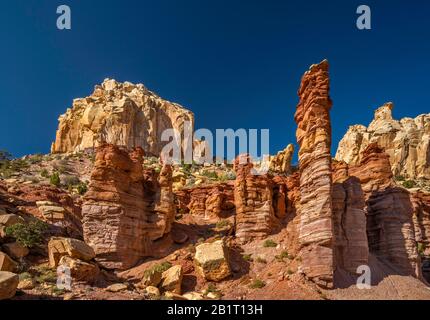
(82, 144, 175, 270)
(51, 79, 195, 156)
(234, 154, 278, 244)
(336, 102, 430, 180)
(294, 60, 334, 288)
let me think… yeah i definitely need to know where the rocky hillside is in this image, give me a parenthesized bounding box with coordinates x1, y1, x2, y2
(1, 61, 430, 301)
(51, 79, 194, 156)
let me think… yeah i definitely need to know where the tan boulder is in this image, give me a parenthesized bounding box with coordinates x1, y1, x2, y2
(160, 265, 183, 294)
(0, 271, 19, 300)
(194, 240, 231, 282)
(143, 286, 161, 300)
(163, 291, 187, 300)
(48, 237, 95, 268)
(2, 242, 29, 259)
(106, 283, 128, 292)
(0, 252, 17, 272)
(140, 269, 162, 287)
(183, 292, 204, 300)
(17, 278, 36, 290)
(269, 144, 294, 174)
(58, 256, 100, 283)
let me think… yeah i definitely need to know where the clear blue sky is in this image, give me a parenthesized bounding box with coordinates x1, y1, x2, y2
(1, 0, 429, 160)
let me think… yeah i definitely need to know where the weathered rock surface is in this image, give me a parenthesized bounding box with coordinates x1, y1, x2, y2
(269, 144, 294, 174)
(0, 271, 19, 300)
(2, 242, 29, 260)
(82, 144, 175, 270)
(185, 183, 235, 218)
(410, 191, 430, 257)
(160, 265, 183, 294)
(194, 240, 231, 282)
(348, 144, 421, 277)
(336, 102, 430, 179)
(332, 167, 368, 274)
(0, 252, 17, 272)
(48, 237, 95, 268)
(52, 79, 195, 156)
(59, 256, 100, 283)
(294, 60, 334, 288)
(0, 214, 25, 227)
(234, 154, 277, 243)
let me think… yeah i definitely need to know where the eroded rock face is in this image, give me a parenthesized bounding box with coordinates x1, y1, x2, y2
(336, 102, 430, 179)
(82, 144, 175, 270)
(332, 166, 368, 274)
(185, 183, 235, 218)
(51, 79, 194, 156)
(411, 191, 430, 257)
(234, 154, 277, 243)
(269, 144, 294, 174)
(294, 60, 334, 288)
(348, 144, 421, 277)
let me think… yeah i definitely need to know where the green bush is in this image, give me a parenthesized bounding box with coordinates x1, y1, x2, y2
(216, 220, 230, 229)
(144, 262, 172, 278)
(77, 182, 88, 195)
(402, 180, 416, 189)
(5, 220, 48, 248)
(50, 172, 61, 187)
(395, 175, 405, 182)
(0, 150, 12, 162)
(417, 243, 426, 257)
(275, 251, 291, 262)
(249, 279, 266, 289)
(263, 239, 278, 248)
(201, 170, 218, 180)
(256, 257, 267, 264)
(40, 169, 50, 178)
(242, 254, 253, 262)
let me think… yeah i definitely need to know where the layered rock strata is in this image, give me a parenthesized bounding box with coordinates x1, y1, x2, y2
(82, 144, 175, 270)
(294, 60, 334, 288)
(234, 154, 278, 243)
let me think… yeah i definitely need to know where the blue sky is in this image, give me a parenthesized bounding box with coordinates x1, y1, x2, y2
(1, 0, 429, 160)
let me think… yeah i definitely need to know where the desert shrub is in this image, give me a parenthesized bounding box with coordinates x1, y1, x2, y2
(249, 279, 266, 289)
(402, 180, 416, 189)
(0, 150, 12, 162)
(5, 220, 49, 248)
(256, 257, 267, 264)
(77, 182, 88, 195)
(204, 283, 222, 298)
(395, 175, 405, 182)
(201, 170, 218, 180)
(275, 251, 291, 262)
(63, 175, 81, 187)
(40, 169, 50, 178)
(50, 172, 61, 187)
(28, 154, 43, 164)
(34, 266, 57, 284)
(263, 239, 277, 248)
(417, 243, 426, 257)
(144, 262, 172, 277)
(242, 254, 253, 262)
(216, 220, 230, 229)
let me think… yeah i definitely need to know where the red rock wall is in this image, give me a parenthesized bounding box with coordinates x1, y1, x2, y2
(349, 143, 421, 278)
(234, 154, 278, 243)
(82, 144, 174, 270)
